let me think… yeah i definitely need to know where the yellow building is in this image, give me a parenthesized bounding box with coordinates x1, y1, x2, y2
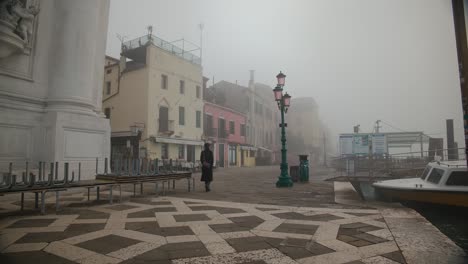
(102, 34, 204, 164)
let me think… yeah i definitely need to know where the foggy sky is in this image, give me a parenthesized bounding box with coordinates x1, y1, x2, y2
(106, 0, 465, 154)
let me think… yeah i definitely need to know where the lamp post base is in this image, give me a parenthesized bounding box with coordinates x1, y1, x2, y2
(276, 175, 293, 187)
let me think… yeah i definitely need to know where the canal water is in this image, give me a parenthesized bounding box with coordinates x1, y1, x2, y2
(404, 202, 468, 254)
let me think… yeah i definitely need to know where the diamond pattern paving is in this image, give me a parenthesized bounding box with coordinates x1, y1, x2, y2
(0, 196, 406, 264)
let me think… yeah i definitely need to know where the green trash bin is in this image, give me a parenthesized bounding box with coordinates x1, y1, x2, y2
(299, 155, 309, 182)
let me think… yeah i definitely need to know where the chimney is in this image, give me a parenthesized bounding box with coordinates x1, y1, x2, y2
(249, 70, 255, 87)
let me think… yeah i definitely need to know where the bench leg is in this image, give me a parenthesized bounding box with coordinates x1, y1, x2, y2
(109, 186, 113, 205)
(56, 191, 60, 212)
(20, 192, 24, 211)
(173, 180, 175, 190)
(34, 192, 39, 209)
(133, 184, 136, 197)
(119, 185, 122, 203)
(40, 191, 46, 215)
(193, 178, 195, 191)
(140, 183, 143, 195)
(96, 187, 100, 201)
(87, 188, 90, 201)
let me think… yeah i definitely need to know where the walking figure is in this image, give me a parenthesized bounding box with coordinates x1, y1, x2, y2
(200, 143, 214, 192)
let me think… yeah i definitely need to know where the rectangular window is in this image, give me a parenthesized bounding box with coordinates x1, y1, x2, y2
(420, 166, 432, 180)
(178, 145, 185, 159)
(240, 124, 246, 136)
(179, 106, 185, 125)
(161, 143, 169, 159)
(179, 80, 185, 94)
(106, 82, 111, 95)
(106, 68, 112, 74)
(205, 114, 214, 136)
(229, 121, 235, 135)
(196, 86, 201, 98)
(196, 111, 201, 128)
(104, 108, 111, 119)
(218, 118, 226, 138)
(446, 171, 468, 186)
(161, 74, 168, 90)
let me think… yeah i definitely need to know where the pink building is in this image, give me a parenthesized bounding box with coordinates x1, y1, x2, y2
(204, 102, 255, 167)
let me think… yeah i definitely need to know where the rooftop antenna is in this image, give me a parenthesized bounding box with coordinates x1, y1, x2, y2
(374, 120, 381, 133)
(199, 23, 204, 63)
(147, 25, 153, 40)
(116, 33, 128, 49)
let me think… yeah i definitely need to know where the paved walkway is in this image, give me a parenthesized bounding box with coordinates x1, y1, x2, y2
(0, 166, 466, 264)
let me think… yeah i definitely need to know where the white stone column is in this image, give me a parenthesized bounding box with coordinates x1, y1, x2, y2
(47, 0, 110, 115)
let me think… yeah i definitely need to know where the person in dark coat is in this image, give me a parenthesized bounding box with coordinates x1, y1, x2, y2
(200, 143, 214, 192)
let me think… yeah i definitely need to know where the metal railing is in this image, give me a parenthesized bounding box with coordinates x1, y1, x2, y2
(122, 35, 201, 65)
(331, 148, 467, 178)
(158, 120, 175, 133)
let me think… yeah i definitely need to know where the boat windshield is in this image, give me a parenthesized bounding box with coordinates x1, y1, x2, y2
(420, 166, 431, 180)
(427, 168, 445, 184)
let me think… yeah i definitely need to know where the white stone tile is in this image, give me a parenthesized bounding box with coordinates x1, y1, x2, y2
(76, 253, 121, 264)
(330, 214, 383, 225)
(363, 220, 387, 229)
(217, 212, 251, 218)
(254, 219, 284, 232)
(252, 230, 312, 240)
(166, 235, 199, 243)
(283, 219, 324, 226)
(2, 242, 48, 253)
(312, 223, 339, 241)
(266, 256, 299, 264)
(107, 241, 161, 260)
(1, 226, 66, 234)
(155, 214, 176, 227)
(204, 242, 236, 255)
(358, 241, 399, 259)
(49, 215, 79, 227)
(198, 234, 225, 244)
(296, 249, 361, 264)
(104, 220, 125, 230)
(44, 241, 97, 261)
(121, 217, 156, 223)
(367, 229, 394, 241)
(219, 231, 256, 239)
(172, 200, 191, 212)
(189, 224, 216, 235)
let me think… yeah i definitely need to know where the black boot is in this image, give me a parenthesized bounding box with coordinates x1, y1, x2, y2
(205, 183, 209, 192)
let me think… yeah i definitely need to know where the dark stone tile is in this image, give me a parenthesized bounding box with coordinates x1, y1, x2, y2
(154, 207, 177, 212)
(68, 200, 109, 207)
(0, 251, 76, 264)
(273, 223, 318, 235)
(105, 204, 138, 211)
(158, 241, 210, 259)
(272, 212, 310, 220)
(209, 223, 250, 233)
(306, 242, 335, 256)
(158, 226, 195, 236)
(261, 237, 284, 248)
(347, 212, 376, 217)
(304, 213, 343, 221)
(121, 259, 172, 264)
(58, 208, 110, 220)
(226, 237, 272, 252)
(354, 233, 388, 244)
(77, 234, 140, 254)
(382, 251, 407, 264)
(281, 238, 310, 247)
(7, 218, 55, 228)
(256, 207, 276, 211)
(278, 246, 315, 259)
(342, 261, 365, 264)
(60, 197, 85, 202)
(356, 226, 381, 233)
(340, 222, 370, 229)
(184, 201, 204, 204)
(16, 223, 105, 243)
(228, 216, 264, 229)
(239, 261, 268, 264)
(347, 239, 374, 247)
(125, 222, 194, 236)
(189, 206, 245, 214)
(338, 228, 360, 236)
(337, 235, 359, 243)
(174, 214, 210, 222)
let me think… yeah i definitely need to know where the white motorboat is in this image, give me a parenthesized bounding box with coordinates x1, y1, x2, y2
(373, 160, 468, 207)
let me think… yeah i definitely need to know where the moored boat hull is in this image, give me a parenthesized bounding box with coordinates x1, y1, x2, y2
(375, 188, 468, 207)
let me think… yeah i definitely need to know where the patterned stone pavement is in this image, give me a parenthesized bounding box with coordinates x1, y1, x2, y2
(0, 195, 407, 264)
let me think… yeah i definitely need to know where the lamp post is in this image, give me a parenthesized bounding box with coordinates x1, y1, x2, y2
(273, 71, 293, 187)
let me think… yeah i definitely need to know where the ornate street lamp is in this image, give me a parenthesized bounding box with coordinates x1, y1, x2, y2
(273, 71, 293, 187)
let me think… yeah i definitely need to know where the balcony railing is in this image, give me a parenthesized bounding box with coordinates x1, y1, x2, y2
(204, 127, 217, 138)
(122, 35, 201, 65)
(158, 120, 175, 135)
(218, 129, 229, 139)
